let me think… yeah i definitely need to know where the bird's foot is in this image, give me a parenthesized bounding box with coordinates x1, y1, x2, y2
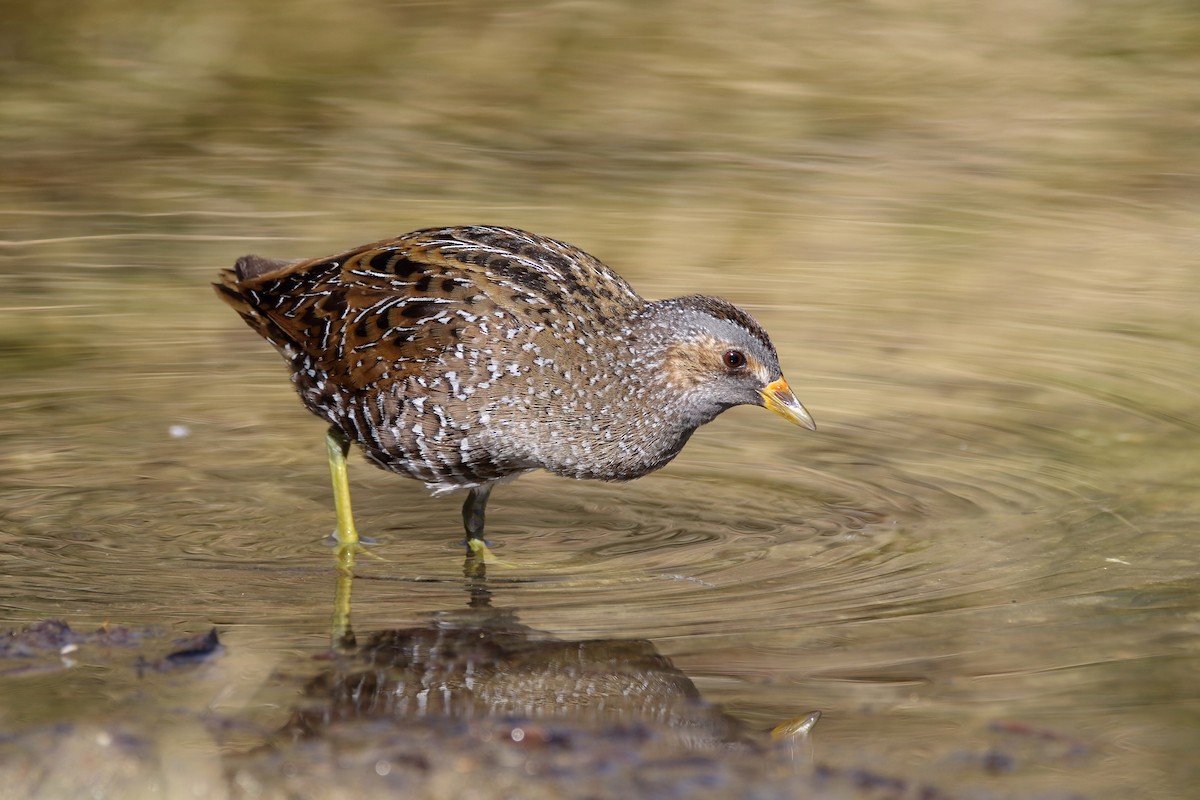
(465, 538, 521, 567)
(329, 531, 387, 562)
(465, 537, 498, 563)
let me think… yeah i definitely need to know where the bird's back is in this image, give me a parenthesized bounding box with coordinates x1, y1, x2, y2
(216, 226, 643, 379)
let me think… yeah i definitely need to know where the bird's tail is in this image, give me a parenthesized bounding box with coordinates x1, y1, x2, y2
(213, 255, 302, 356)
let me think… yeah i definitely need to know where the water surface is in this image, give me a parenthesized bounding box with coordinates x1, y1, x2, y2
(2, 2, 1199, 797)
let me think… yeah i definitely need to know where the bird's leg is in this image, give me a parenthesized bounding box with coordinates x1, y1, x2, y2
(462, 483, 497, 562)
(325, 426, 360, 550)
(462, 483, 491, 539)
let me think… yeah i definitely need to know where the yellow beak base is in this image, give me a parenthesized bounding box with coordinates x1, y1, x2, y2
(760, 377, 816, 431)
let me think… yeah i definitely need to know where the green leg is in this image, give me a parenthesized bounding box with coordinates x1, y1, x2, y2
(325, 426, 359, 548)
(462, 483, 496, 561)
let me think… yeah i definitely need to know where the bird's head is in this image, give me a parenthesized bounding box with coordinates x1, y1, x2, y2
(641, 295, 815, 431)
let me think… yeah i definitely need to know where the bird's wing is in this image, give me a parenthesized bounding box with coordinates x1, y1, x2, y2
(215, 226, 644, 392)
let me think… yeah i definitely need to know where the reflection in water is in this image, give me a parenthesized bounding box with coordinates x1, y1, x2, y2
(330, 545, 357, 651)
(215, 558, 830, 798)
(309, 553, 801, 755)
(288, 613, 754, 750)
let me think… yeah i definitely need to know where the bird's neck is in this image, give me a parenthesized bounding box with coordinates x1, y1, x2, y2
(538, 320, 722, 481)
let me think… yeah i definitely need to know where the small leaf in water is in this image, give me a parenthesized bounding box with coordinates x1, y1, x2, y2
(771, 710, 821, 741)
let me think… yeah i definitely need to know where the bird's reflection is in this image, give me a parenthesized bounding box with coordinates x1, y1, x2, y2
(462, 551, 495, 610)
(302, 549, 816, 760)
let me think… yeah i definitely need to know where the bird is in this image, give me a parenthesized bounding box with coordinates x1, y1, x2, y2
(214, 225, 815, 557)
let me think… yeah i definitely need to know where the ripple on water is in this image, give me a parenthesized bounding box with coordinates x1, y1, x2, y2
(363, 393, 1124, 645)
(2, 394, 1092, 638)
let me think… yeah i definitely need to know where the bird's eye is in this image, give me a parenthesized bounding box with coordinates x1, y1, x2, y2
(722, 349, 747, 369)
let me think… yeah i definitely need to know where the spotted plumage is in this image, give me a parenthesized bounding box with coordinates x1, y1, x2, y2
(215, 225, 814, 552)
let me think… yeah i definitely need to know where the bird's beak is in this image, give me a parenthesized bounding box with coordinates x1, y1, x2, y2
(760, 377, 816, 431)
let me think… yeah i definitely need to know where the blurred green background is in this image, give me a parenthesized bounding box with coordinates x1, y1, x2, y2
(4, 0, 1197, 225)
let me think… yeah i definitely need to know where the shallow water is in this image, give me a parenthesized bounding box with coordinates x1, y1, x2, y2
(3, 3, 1200, 797)
(3, 203, 1196, 798)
